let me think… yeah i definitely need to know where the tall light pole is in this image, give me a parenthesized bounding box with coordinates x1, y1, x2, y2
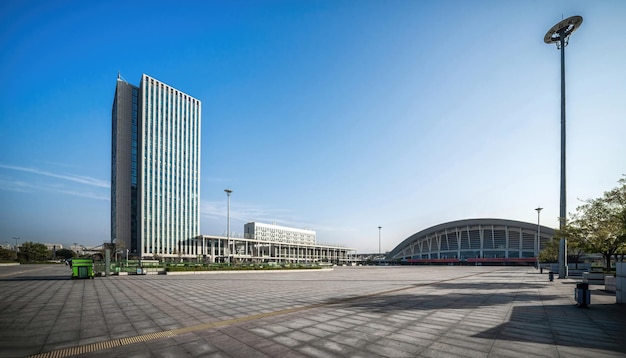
(535, 207, 543, 270)
(224, 189, 233, 264)
(544, 15, 582, 279)
(378, 226, 382, 260)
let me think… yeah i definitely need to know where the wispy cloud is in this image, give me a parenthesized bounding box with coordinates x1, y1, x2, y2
(56, 189, 109, 201)
(0, 164, 109, 188)
(0, 178, 35, 193)
(200, 199, 354, 233)
(0, 176, 110, 200)
(201, 200, 288, 222)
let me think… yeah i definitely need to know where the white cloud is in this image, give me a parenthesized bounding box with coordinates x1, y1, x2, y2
(0, 178, 34, 193)
(200, 199, 355, 234)
(56, 189, 109, 201)
(0, 164, 110, 200)
(0, 164, 109, 188)
(201, 199, 291, 223)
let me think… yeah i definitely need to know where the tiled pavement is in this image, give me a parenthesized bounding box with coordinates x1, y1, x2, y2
(0, 265, 624, 357)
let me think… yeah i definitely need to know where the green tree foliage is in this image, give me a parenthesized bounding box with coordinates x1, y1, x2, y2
(610, 177, 626, 262)
(0, 247, 17, 261)
(552, 223, 586, 269)
(17, 242, 51, 262)
(539, 239, 558, 263)
(563, 177, 626, 270)
(55, 248, 75, 260)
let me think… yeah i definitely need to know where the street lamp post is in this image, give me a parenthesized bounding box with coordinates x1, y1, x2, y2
(378, 226, 382, 262)
(544, 15, 582, 279)
(535, 207, 543, 270)
(13, 237, 20, 252)
(225, 189, 233, 264)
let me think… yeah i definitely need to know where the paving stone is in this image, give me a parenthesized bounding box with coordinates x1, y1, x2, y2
(365, 342, 415, 358)
(296, 344, 341, 358)
(271, 334, 301, 348)
(301, 326, 335, 338)
(311, 339, 355, 355)
(490, 339, 560, 358)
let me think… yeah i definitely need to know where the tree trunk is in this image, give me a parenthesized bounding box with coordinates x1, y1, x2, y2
(605, 254, 612, 271)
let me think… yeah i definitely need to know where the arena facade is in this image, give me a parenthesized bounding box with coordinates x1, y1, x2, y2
(387, 218, 555, 265)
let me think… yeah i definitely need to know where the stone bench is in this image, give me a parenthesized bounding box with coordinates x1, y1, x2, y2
(582, 272, 605, 285)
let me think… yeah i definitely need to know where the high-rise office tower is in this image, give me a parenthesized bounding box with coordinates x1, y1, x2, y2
(111, 74, 201, 258)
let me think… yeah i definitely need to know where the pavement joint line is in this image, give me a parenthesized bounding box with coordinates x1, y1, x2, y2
(0, 265, 50, 278)
(26, 269, 501, 358)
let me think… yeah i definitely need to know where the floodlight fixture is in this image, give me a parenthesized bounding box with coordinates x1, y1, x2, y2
(544, 16, 583, 49)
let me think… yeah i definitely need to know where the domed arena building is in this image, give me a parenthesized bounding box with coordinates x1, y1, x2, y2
(387, 218, 555, 265)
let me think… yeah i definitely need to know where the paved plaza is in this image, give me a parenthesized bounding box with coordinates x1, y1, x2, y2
(0, 265, 624, 358)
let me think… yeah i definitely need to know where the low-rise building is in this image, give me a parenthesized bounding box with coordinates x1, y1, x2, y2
(244, 222, 316, 245)
(194, 222, 353, 264)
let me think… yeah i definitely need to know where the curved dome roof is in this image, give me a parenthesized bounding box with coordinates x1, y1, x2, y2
(388, 218, 555, 260)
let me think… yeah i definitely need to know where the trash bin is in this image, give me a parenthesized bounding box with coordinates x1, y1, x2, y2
(575, 282, 590, 308)
(548, 271, 554, 281)
(70, 259, 95, 279)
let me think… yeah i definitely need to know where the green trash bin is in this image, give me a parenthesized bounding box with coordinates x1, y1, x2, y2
(70, 259, 95, 279)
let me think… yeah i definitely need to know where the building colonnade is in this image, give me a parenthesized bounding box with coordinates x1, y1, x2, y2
(174, 235, 355, 264)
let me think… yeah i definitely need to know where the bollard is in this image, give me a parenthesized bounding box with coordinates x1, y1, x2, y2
(540, 267, 543, 274)
(575, 282, 590, 308)
(549, 271, 554, 281)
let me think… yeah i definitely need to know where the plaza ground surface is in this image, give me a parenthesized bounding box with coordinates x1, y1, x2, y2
(0, 265, 624, 358)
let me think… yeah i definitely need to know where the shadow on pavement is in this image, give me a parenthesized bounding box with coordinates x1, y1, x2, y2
(428, 281, 547, 290)
(324, 280, 626, 354)
(325, 290, 561, 313)
(0, 275, 72, 281)
(472, 304, 626, 353)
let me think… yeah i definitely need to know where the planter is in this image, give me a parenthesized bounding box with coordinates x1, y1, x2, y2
(582, 272, 605, 285)
(617, 263, 625, 304)
(605, 276, 616, 293)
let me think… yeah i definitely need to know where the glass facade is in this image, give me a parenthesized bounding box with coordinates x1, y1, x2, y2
(111, 93, 118, 245)
(130, 87, 139, 254)
(112, 74, 201, 258)
(139, 74, 200, 257)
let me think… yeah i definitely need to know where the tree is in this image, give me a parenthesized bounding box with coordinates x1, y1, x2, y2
(0, 247, 17, 261)
(539, 238, 559, 263)
(55, 248, 75, 260)
(565, 177, 626, 270)
(17, 242, 51, 262)
(609, 177, 626, 262)
(553, 222, 586, 269)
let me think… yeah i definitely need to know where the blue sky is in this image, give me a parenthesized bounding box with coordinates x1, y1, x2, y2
(1, 0, 625, 253)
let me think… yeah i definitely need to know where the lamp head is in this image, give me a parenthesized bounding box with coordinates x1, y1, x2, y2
(544, 16, 583, 47)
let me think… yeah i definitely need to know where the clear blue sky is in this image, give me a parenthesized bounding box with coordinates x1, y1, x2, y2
(1, 0, 625, 252)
